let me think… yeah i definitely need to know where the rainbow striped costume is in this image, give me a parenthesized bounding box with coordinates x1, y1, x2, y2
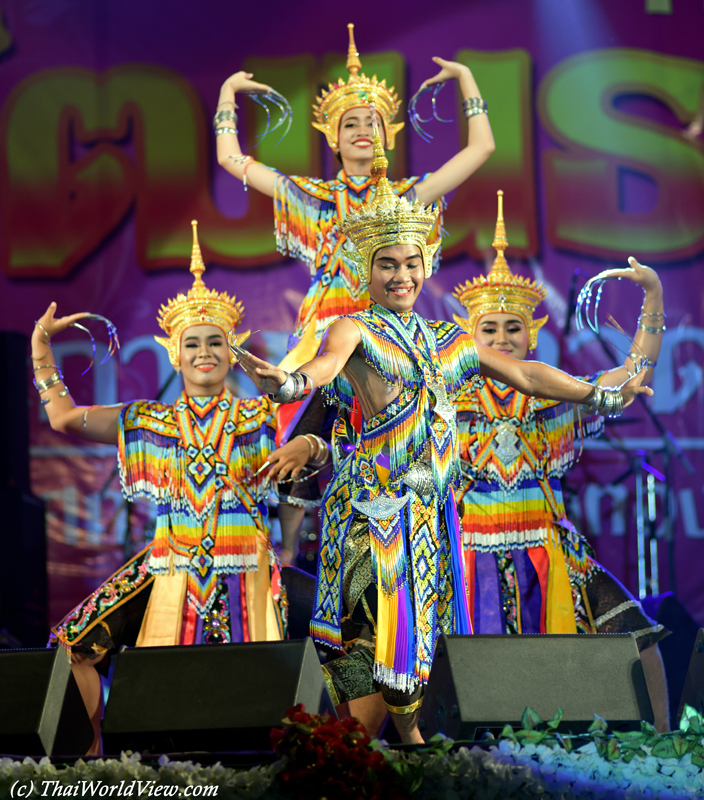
(51, 389, 285, 654)
(457, 377, 606, 635)
(312, 304, 478, 691)
(273, 170, 442, 364)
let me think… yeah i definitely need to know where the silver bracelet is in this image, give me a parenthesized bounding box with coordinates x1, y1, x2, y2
(33, 370, 63, 393)
(213, 109, 237, 131)
(629, 352, 657, 368)
(579, 385, 603, 415)
(463, 97, 488, 118)
(601, 389, 624, 418)
(270, 371, 314, 404)
(639, 310, 666, 318)
(579, 385, 625, 418)
(637, 322, 666, 335)
(215, 126, 238, 136)
(271, 372, 296, 403)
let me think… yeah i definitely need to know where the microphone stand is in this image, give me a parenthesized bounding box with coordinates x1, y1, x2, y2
(564, 309, 695, 598)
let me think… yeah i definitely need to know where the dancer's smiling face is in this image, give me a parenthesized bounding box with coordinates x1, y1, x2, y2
(368, 244, 424, 313)
(473, 313, 530, 361)
(336, 108, 386, 163)
(179, 324, 230, 395)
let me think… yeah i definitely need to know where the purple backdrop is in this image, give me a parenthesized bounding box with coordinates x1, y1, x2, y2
(0, 0, 703, 630)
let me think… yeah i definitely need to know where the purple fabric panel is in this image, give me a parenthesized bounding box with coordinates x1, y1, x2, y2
(473, 551, 505, 634)
(511, 548, 543, 634)
(226, 574, 244, 643)
(445, 493, 472, 634)
(194, 613, 204, 644)
(392, 585, 415, 675)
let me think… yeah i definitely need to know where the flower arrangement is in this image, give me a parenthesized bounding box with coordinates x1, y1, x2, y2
(1, 705, 703, 799)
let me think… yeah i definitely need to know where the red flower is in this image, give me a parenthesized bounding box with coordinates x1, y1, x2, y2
(270, 703, 409, 799)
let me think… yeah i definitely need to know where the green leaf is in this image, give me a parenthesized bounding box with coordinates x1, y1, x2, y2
(672, 736, 689, 757)
(651, 739, 677, 758)
(520, 730, 546, 744)
(500, 724, 517, 741)
(546, 708, 564, 731)
(606, 738, 621, 761)
(692, 753, 704, 768)
(640, 720, 657, 735)
(521, 707, 543, 731)
(613, 730, 645, 741)
(588, 715, 609, 733)
(679, 704, 704, 735)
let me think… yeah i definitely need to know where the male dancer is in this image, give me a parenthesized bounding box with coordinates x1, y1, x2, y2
(235, 123, 653, 742)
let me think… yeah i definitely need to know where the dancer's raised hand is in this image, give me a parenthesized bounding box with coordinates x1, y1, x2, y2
(219, 71, 272, 98)
(32, 303, 89, 352)
(422, 57, 472, 87)
(235, 348, 287, 396)
(596, 256, 662, 295)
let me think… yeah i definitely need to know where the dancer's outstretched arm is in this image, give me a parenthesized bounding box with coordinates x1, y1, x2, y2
(237, 313, 652, 411)
(476, 339, 653, 409)
(413, 58, 495, 206)
(236, 318, 361, 394)
(31, 303, 124, 444)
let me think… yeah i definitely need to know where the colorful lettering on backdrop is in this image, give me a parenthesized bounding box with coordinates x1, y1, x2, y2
(0, 1, 703, 629)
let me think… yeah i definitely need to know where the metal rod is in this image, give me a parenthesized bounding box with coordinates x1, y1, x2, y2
(636, 466, 646, 599)
(647, 472, 659, 595)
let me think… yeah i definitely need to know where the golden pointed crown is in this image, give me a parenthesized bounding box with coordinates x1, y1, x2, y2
(339, 107, 439, 284)
(453, 191, 548, 351)
(312, 23, 404, 151)
(155, 221, 247, 367)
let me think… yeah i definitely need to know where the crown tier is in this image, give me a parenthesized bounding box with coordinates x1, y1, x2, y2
(453, 192, 548, 351)
(311, 24, 404, 150)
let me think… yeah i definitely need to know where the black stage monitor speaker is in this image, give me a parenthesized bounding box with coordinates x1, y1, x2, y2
(676, 628, 704, 724)
(0, 647, 93, 756)
(420, 634, 653, 741)
(102, 637, 335, 754)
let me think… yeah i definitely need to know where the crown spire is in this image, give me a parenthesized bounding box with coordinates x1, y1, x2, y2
(346, 23, 361, 76)
(488, 190, 512, 280)
(190, 220, 206, 287)
(154, 221, 246, 367)
(369, 103, 396, 207)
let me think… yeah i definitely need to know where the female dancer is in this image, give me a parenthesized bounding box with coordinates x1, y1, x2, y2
(37, 223, 311, 752)
(454, 192, 670, 731)
(215, 23, 495, 371)
(216, 24, 495, 548)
